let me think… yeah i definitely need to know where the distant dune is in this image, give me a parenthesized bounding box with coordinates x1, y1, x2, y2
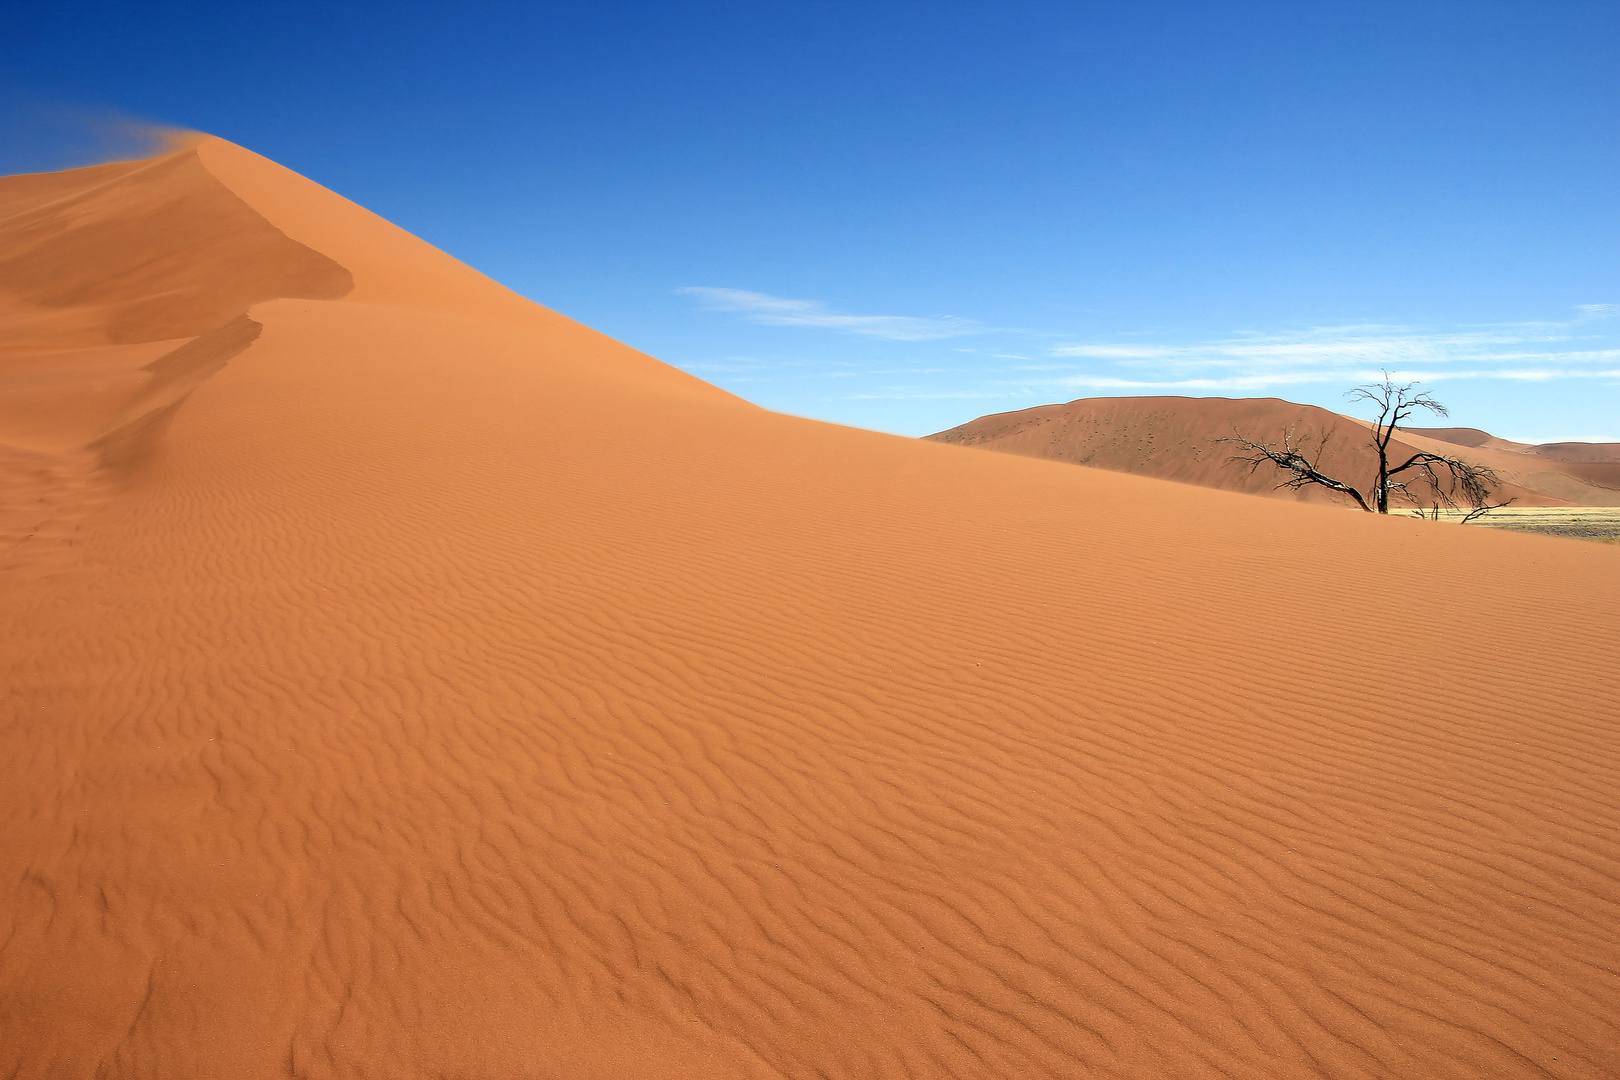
(929, 397, 1620, 507)
(3, 140, 1618, 1079)
(1409, 426, 1620, 463)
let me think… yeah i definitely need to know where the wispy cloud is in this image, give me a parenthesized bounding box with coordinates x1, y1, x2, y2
(667, 296, 1617, 438)
(678, 287, 985, 341)
(1055, 344, 1183, 359)
(1051, 367, 1620, 393)
(851, 390, 1027, 400)
(1054, 372, 1333, 392)
(1048, 308, 1620, 391)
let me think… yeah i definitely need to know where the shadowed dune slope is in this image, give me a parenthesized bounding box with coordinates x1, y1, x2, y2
(929, 396, 1618, 506)
(3, 140, 1619, 1080)
(0, 142, 351, 348)
(1392, 430, 1620, 506)
(1537, 443, 1620, 463)
(1403, 429, 1620, 497)
(1404, 427, 1522, 451)
(1411, 427, 1620, 465)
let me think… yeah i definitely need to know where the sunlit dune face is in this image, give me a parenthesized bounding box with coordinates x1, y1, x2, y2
(2, 140, 1617, 1080)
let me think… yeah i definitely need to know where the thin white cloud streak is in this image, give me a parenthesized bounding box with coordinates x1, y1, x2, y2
(1054, 372, 1333, 391)
(1057, 344, 1181, 359)
(1050, 367, 1620, 392)
(679, 287, 984, 341)
(674, 298, 1616, 419)
(1503, 434, 1620, 445)
(850, 390, 1026, 400)
(1048, 308, 1620, 390)
(1054, 334, 1608, 368)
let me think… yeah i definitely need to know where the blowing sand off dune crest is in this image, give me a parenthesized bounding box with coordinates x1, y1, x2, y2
(89, 315, 264, 471)
(2, 138, 1617, 1079)
(0, 141, 352, 348)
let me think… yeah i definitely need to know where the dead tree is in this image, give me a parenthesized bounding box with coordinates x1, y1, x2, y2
(1221, 375, 1513, 519)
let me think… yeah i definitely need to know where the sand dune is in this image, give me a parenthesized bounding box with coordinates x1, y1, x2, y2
(1411, 427, 1620, 464)
(1392, 429, 1620, 507)
(3, 140, 1618, 1079)
(930, 396, 1620, 507)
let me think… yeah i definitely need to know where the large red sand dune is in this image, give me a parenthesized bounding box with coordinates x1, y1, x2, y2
(3, 139, 1618, 1079)
(929, 397, 1620, 507)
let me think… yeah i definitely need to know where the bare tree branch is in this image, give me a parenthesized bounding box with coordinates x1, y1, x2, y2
(1217, 427, 1373, 512)
(1223, 374, 1509, 520)
(1461, 497, 1515, 524)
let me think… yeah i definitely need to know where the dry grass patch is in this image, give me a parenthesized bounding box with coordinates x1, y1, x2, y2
(1403, 505, 1620, 542)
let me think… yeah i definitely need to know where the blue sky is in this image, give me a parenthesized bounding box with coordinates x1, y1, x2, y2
(5, 1, 1617, 440)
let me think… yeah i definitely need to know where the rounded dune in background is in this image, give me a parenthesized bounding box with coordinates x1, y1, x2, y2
(1, 138, 1617, 1079)
(929, 396, 1620, 507)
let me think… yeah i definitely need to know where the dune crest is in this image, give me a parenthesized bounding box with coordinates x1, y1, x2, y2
(193, 137, 736, 402)
(0, 143, 350, 348)
(3, 141, 1618, 1079)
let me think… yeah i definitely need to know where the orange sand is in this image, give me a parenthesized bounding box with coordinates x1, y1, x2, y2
(930, 397, 1619, 507)
(3, 140, 1618, 1079)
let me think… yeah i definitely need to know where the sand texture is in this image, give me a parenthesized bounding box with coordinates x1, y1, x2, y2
(3, 140, 1619, 1079)
(929, 396, 1620, 507)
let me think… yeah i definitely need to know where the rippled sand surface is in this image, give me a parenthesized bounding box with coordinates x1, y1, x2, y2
(3, 138, 1618, 1079)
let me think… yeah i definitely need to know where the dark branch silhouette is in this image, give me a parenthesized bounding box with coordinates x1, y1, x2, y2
(1219, 374, 1514, 520)
(1224, 427, 1372, 512)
